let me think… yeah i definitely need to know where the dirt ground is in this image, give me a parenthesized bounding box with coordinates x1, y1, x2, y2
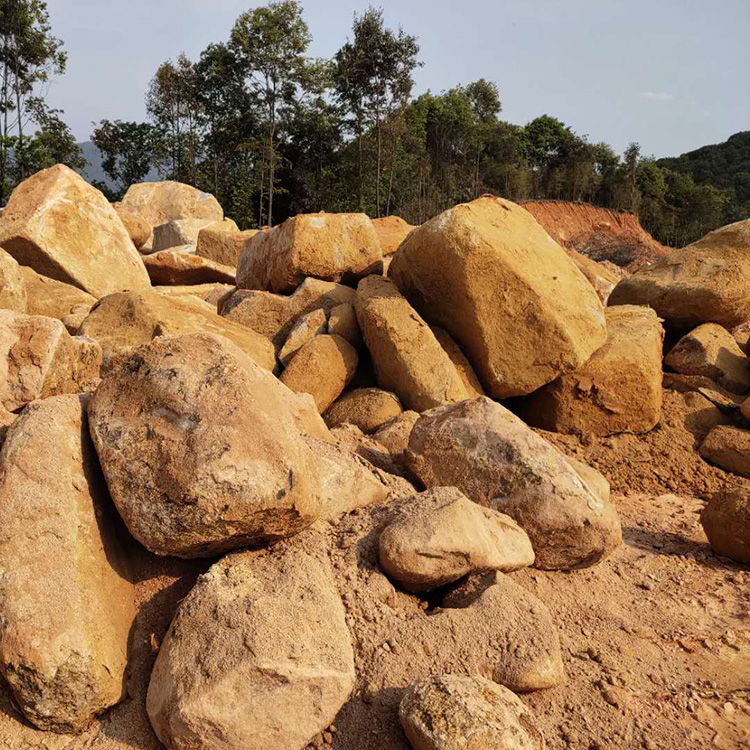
(1, 389, 749, 749)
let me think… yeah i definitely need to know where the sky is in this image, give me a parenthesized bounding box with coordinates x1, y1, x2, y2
(46, 0, 750, 158)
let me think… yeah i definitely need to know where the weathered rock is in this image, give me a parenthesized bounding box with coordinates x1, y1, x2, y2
(399, 674, 546, 750)
(731, 320, 750, 354)
(221, 277, 355, 351)
(237, 212, 383, 293)
(279, 308, 328, 366)
(373, 410, 420, 455)
(355, 276, 469, 412)
(0, 249, 26, 312)
(88, 333, 326, 557)
(20, 266, 96, 321)
(197, 221, 253, 267)
(520, 305, 664, 436)
(390, 196, 607, 398)
(665, 323, 750, 395)
(566, 247, 621, 304)
(379, 487, 534, 592)
(699, 425, 750, 478)
(430, 325, 485, 399)
(325, 387, 403, 434)
(120, 181, 224, 229)
(0, 165, 151, 298)
(281, 334, 358, 413)
(153, 218, 219, 252)
(701, 490, 750, 563)
(0, 395, 135, 732)
(143, 249, 236, 285)
(79, 291, 275, 371)
(153, 282, 236, 307)
(0, 310, 101, 411)
(147, 548, 355, 750)
(328, 301, 363, 349)
(609, 218, 750, 329)
(372, 215, 415, 255)
(113, 204, 151, 249)
(406, 398, 622, 570)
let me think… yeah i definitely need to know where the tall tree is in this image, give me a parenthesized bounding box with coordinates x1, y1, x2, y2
(91, 119, 155, 198)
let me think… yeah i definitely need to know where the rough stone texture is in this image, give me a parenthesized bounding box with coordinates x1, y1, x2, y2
(153, 218, 218, 252)
(221, 278, 355, 351)
(281, 334, 358, 414)
(237, 212, 383, 293)
(430, 325, 485, 399)
(120, 181, 224, 229)
(379, 487, 534, 592)
(731, 320, 750, 353)
(113, 204, 151, 250)
(146, 548, 355, 750)
(0, 395, 136, 733)
(699, 425, 750, 478)
(399, 674, 546, 750)
(325, 387, 403, 434)
(373, 410, 421, 455)
(20, 266, 96, 321)
(0, 249, 26, 312)
(88, 333, 326, 557)
(79, 291, 275, 371)
(153, 283, 235, 308)
(665, 323, 750, 395)
(389, 196, 607, 398)
(0, 165, 151, 298)
(701, 490, 750, 563)
(566, 247, 621, 304)
(143, 249, 236, 285)
(328, 301, 363, 349)
(0, 310, 101, 412)
(609, 218, 750, 329)
(197, 222, 254, 267)
(406, 398, 622, 570)
(279, 308, 328, 366)
(372, 215, 415, 255)
(355, 276, 469, 412)
(520, 305, 664, 436)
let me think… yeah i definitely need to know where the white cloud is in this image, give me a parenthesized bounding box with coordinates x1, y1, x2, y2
(639, 91, 676, 102)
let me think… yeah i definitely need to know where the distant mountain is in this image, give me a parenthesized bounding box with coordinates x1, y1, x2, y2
(77, 141, 159, 191)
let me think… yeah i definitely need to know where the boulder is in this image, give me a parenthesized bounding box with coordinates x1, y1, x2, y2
(609, 218, 750, 329)
(406, 397, 622, 569)
(120, 180, 223, 229)
(147, 548, 355, 750)
(325, 387, 403, 434)
(0, 165, 151, 298)
(379, 487, 534, 592)
(278, 307, 328, 366)
(566, 247, 622, 304)
(389, 196, 607, 398)
(0, 249, 26, 312)
(665, 323, 750, 395)
(113, 203, 151, 249)
(88, 333, 326, 557)
(0, 310, 101, 411)
(520, 305, 664, 436)
(731, 320, 750, 353)
(237, 212, 383, 293)
(399, 675, 546, 750)
(371, 215, 415, 255)
(143, 248, 236, 285)
(20, 265, 96, 321)
(78, 291, 275, 371)
(430, 325, 485, 399)
(221, 277, 355, 351)
(153, 282, 235, 307)
(0, 395, 135, 732)
(701, 490, 750, 563)
(355, 276, 469, 412)
(153, 218, 218, 252)
(197, 222, 254, 267)
(373, 410, 420, 454)
(280, 334, 358, 413)
(699, 425, 750, 478)
(328, 301, 363, 349)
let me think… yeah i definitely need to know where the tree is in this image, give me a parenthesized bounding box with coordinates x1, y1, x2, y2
(18, 97, 83, 172)
(91, 119, 155, 198)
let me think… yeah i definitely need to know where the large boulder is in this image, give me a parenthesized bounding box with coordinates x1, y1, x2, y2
(379, 487, 534, 592)
(88, 333, 326, 557)
(520, 305, 664, 436)
(372, 215, 415, 255)
(325, 387, 403, 433)
(152, 218, 219, 252)
(147, 548, 355, 750)
(237, 212, 383, 293)
(78, 290, 275, 371)
(399, 675, 546, 750)
(406, 397, 622, 569)
(0, 310, 101, 411)
(665, 322, 750, 395)
(20, 266, 96, 321)
(0, 395, 135, 732)
(120, 180, 224, 229)
(0, 249, 26, 312)
(355, 276, 469, 412)
(0, 164, 151, 298)
(143, 248, 236, 285)
(609, 218, 750, 329)
(113, 203, 151, 249)
(278, 308, 328, 366)
(153, 282, 235, 307)
(699, 425, 750, 478)
(701, 490, 750, 563)
(197, 221, 254, 267)
(389, 196, 607, 398)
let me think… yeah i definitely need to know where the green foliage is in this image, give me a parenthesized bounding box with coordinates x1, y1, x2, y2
(91, 119, 155, 199)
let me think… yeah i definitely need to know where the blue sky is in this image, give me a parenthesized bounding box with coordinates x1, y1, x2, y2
(46, 0, 749, 158)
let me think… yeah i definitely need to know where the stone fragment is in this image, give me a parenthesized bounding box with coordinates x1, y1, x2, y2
(699, 425, 750, 478)
(325, 387, 403, 434)
(113, 204, 151, 249)
(0, 249, 26, 312)
(279, 308, 328, 366)
(371, 215, 415, 255)
(701, 490, 750, 563)
(152, 218, 218, 252)
(197, 221, 253, 267)
(143, 249, 236, 285)
(373, 410, 421, 455)
(328, 301, 363, 349)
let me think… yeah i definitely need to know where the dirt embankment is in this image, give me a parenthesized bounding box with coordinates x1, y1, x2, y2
(523, 200, 669, 272)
